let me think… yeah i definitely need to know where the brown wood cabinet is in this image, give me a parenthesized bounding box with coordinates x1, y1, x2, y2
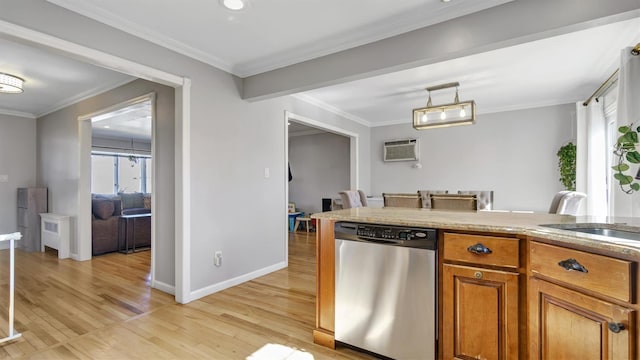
(313, 219, 336, 348)
(442, 263, 519, 359)
(441, 232, 522, 360)
(313, 217, 639, 359)
(528, 240, 637, 359)
(529, 277, 635, 359)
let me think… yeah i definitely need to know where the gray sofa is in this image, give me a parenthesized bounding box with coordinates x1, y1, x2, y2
(91, 193, 151, 255)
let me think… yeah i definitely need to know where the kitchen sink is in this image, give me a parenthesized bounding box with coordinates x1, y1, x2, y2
(540, 224, 640, 241)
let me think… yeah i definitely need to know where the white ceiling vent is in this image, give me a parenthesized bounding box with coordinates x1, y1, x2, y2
(383, 139, 419, 162)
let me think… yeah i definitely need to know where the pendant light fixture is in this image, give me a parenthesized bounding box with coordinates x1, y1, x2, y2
(0, 73, 24, 94)
(412, 82, 476, 130)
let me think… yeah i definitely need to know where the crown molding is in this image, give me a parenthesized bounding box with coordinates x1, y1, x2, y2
(46, 0, 235, 74)
(37, 77, 136, 118)
(291, 93, 372, 128)
(47, 0, 512, 78)
(0, 108, 36, 119)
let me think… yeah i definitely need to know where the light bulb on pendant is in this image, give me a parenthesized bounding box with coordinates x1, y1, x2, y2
(459, 107, 466, 117)
(440, 110, 446, 120)
(421, 113, 427, 123)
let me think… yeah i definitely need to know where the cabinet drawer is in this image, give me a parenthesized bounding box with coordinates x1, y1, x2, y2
(529, 241, 633, 303)
(443, 233, 519, 268)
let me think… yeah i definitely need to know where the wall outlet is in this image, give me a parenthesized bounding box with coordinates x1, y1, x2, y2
(214, 251, 223, 267)
(264, 167, 270, 178)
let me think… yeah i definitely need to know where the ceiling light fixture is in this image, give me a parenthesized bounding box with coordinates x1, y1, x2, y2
(412, 82, 476, 130)
(221, 0, 245, 11)
(0, 73, 24, 94)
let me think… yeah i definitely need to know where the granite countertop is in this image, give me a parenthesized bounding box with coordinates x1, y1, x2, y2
(312, 207, 640, 257)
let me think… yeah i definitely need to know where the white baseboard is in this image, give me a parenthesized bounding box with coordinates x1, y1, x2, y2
(188, 261, 287, 302)
(152, 280, 175, 295)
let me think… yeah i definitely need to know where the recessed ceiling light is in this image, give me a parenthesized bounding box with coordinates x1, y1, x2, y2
(103, 125, 110, 128)
(441, 0, 452, 2)
(221, 0, 245, 11)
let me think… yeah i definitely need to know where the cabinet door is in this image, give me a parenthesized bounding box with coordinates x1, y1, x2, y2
(442, 264, 519, 360)
(529, 278, 635, 360)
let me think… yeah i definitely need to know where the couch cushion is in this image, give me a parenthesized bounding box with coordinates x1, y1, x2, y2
(92, 200, 115, 220)
(119, 192, 145, 209)
(92, 193, 120, 200)
(122, 208, 151, 215)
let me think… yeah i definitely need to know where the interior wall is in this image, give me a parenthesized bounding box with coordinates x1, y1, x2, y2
(289, 132, 350, 214)
(4, 1, 371, 302)
(284, 98, 372, 193)
(37, 79, 176, 287)
(370, 104, 575, 212)
(0, 114, 36, 247)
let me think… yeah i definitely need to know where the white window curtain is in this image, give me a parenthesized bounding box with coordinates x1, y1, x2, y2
(603, 86, 618, 216)
(576, 100, 607, 217)
(613, 46, 640, 217)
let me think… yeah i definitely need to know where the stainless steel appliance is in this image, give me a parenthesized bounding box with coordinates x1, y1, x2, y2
(334, 222, 437, 359)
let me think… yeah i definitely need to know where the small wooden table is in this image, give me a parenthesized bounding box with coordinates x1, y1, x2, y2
(288, 212, 302, 232)
(294, 217, 313, 232)
(118, 213, 151, 253)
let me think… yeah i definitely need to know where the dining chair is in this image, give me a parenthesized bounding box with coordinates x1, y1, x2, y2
(457, 190, 494, 210)
(339, 190, 368, 209)
(430, 194, 477, 211)
(418, 190, 449, 208)
(549, 191, 586, 215)
(383, 193, 422, 208)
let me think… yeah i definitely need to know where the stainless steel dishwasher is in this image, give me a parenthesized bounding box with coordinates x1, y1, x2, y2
(334, 222, 437, 360)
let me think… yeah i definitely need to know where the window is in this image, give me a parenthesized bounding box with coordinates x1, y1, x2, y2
(91, 152, 152, 194)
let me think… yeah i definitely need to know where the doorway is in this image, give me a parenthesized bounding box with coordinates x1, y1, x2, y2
(0, 22, 191, 303)
(284, 111, 359, 261)
(82, 94, 155, 283)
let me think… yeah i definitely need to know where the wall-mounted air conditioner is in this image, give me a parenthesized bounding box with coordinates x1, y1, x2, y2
(383, 139, 419, 162)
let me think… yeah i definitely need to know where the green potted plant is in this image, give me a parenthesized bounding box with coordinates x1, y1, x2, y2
(612, 123, 640, 193)
(557, 142, 576, 191)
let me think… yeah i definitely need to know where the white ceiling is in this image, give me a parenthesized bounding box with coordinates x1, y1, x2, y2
(0, 1, 637, 131)
(47, 0, 512, 77)
(300, 17, 640, 126)
(0, 37, 133, 118)
(91, 99, 152, 141)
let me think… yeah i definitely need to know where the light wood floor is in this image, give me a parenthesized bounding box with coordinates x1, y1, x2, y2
(0, 232, 374, 359)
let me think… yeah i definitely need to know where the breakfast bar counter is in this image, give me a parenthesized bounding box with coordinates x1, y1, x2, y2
(311, 207, 640, 359)
(312, 207, 640, 257)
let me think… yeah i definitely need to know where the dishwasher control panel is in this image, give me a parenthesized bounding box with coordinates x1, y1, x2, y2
(335, 222, 437, 250)
(356, 225, 431, 240)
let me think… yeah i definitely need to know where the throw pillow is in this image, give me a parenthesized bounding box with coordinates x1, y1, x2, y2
(92, 200, 115, 220)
